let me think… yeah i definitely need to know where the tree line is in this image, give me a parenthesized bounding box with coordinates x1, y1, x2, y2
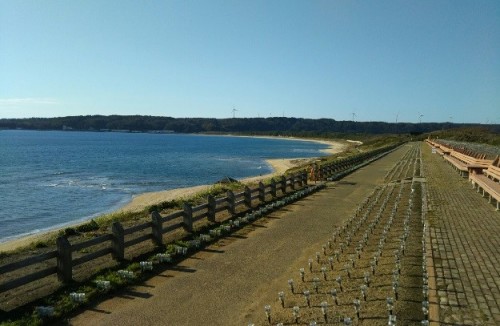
(0, 115, 498, 136)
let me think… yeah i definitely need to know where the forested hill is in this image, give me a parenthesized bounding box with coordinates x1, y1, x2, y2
(0, 115, 498, 135)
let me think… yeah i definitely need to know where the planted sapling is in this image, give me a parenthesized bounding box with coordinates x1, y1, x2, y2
(320, 301, 328, 323)
(292, 306, 300, 324)
(278, 291, 285, 308)
(264, 305, 271, 324)
(353, 299, 361, 318)
(331, 288, 338, 305)
(303, 290, 311, 307)
(288, 279, 295, 293)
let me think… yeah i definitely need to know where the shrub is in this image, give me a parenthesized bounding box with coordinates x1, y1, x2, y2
(63, 228, 78, 237)
(76, 219, 99, 233)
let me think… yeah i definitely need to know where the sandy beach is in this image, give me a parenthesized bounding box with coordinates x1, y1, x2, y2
(117, 137, 347, 213)
(0, 138, 348, 253)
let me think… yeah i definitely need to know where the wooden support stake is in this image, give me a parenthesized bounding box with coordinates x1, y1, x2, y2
(56, 236, 72, 283)
(207, 195, 216, 223)
(244, 186, 252, 208)
(302, 171, 308, 185)
(290, 175, 296, 190)
(151, 211, 163, 247)
(259, 182, 266, 203)
(112, 222, 125, 262)
(227, 190, 236, 215)
(183, 203, 193, 232)
(270, 179, 277, 198)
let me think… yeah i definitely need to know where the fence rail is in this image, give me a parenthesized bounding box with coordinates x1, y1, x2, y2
(0, 143, 401, 299)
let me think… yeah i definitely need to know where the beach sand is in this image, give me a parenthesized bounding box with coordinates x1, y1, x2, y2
(117, 138, 347, 213)
(0, 138, 348, 253)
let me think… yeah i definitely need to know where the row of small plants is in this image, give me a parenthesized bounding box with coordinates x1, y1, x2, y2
(326, 145, 400, 182)
(1, 184, 325, 326)
(252, 143, 427, 325)
(384, 145, 421, 183)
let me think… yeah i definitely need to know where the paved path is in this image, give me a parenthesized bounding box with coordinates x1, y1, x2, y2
(69, 145, 411, 326)
(423, 143, 500, 325)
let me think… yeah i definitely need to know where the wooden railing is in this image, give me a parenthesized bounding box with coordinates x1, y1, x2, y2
(0, 172, 308, 292)
(0, 143, 402, 299)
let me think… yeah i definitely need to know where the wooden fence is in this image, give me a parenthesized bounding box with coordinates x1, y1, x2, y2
(0, 143, 401, 297)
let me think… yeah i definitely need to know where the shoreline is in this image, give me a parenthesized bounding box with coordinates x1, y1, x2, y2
(0, 137, 348, 253)
(111, 137, 348, 213)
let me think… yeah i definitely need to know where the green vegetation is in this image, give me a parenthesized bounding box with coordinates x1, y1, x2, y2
(147, 181, 245, 213)
(2, 115, 498, 135)
(427, 126, 500, 146)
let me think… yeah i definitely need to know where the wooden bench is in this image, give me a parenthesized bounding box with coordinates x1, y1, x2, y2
(470, 156, 500, 211)
(443, 148, 493, 177)
(444, 154, 469, 176)
(484, 156, 500, 182)
(426, 140, 449, 156)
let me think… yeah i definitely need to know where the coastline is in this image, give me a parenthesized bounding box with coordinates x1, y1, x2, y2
(116, 137, 347, 213)
(0, 137, 348, 253)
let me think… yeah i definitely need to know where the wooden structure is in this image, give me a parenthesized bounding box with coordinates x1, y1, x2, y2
(426, 139, 500, 210)
(470, 156, 500, 211)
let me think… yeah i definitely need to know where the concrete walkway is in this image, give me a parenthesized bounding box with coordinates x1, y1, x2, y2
(69, 145, 411, 326)
(423, 143, 500, 325)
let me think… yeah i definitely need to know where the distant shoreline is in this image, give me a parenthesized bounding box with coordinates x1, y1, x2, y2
(0, 136, 348, 252)
(114, 136, 348, 213)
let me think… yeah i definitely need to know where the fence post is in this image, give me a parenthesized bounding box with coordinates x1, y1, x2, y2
(289, 175, 296, 190)
(207, 195, 216, 223)
(244, 186, 252, 208)
(319, 167, 325, 181)
(112, 222, 125, 261)
(151, 211, 163, 247)
(326, 165, 332, 178)
(56, 236, 72, 283)
(280, 176, 287, 194)
(258, 182, 266, 203)
(270, 179, 277, 198)
(183, 203, 193, 232)
(227, 190, 236, 215)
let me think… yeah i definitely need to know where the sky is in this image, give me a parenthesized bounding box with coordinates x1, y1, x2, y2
(1, 1, 499, 124)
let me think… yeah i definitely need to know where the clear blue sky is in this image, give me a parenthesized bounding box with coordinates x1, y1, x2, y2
(1, 1, 499, 123)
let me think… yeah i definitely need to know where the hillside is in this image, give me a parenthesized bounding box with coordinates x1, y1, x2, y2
(2, 115, 499, 135)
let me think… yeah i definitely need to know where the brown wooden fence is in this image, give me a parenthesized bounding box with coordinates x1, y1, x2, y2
(0, 172, 308, 293)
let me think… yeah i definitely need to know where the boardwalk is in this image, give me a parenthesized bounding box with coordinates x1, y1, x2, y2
(423, 143, 500, 325)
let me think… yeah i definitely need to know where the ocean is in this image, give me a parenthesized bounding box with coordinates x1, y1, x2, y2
(0, 130, 328, 243)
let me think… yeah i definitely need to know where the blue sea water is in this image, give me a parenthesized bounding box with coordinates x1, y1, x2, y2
(0, 130, 328, 243)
